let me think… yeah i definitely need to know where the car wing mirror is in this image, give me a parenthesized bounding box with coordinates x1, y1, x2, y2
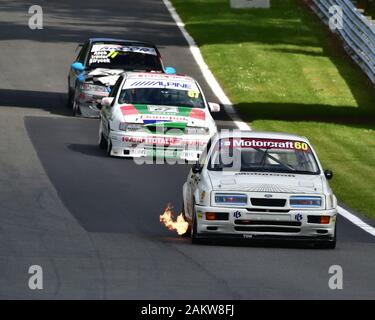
(324, 170, 333, 180)
(192, 163, 203, 174)
(208, 102, 220, 112)
(71, 62, 85, 72)
(101, 97, 114, 107)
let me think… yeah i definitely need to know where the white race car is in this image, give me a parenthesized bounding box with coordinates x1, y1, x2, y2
(182, 131, 338, 248)
(98, 72, 220, 161)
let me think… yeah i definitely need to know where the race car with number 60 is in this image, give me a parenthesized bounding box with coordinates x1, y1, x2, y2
(98, 72, 220, 161)
(182, 131, 338, 249)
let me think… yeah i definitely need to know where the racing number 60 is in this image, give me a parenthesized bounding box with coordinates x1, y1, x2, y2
(294, 142, 308, 151)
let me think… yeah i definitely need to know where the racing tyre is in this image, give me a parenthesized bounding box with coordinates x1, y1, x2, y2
(106, 138, 113, 157)
(72, 100, 80, 116)
(315, 223, 337, 249)
(191, 210, 202, 244)
(98, 122, 107, 150)
(67, 87, 74, 108)
(180, 201, 191, 238)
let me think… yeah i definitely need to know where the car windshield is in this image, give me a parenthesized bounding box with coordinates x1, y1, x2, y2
(88, 44, 163, 71)
(118, 87, 205, 108)
(208, 138, 320, 175)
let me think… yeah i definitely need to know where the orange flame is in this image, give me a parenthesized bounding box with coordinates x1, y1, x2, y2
(160, 204, 189, 236)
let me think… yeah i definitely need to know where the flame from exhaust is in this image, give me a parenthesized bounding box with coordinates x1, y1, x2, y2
(160, 204, 189, 236)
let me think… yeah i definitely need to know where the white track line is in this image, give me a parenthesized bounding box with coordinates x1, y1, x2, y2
(162, 0, 375, 237)
(338, 206, 375, 236)
(162, 0, 250, 131)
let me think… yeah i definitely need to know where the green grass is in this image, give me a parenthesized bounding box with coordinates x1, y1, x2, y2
(171, 0, 375, 218)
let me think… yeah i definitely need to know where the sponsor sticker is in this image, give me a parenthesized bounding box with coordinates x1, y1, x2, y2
(221, 138, 310, 151)
(91, 44, 157, 55)
(127, 80, 193, 90)
(233, 211, 242, 219)
(147, 106, 179, 113)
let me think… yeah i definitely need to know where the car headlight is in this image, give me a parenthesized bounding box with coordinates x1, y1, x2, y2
(80, 83, 109, 93)
(185, 127, 209, 135)
(215, 193, 247, 206)
(119, 123, 144, 132)
(290, 196, 322, 208)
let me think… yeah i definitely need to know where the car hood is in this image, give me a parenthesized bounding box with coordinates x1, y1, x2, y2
(119, 104, 208, 127)
(84, 68, 124, 86)
(207, 171, 324, 194)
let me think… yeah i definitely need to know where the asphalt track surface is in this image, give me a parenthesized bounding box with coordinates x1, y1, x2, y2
(0, 0, 374, 299)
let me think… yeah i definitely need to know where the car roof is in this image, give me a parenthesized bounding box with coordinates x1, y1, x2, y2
(89, 38, 156, 48)
(123, 71, 196, 82)
(215, 130, 310, 143)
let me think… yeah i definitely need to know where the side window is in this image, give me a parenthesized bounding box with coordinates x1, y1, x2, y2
(109, 76, 124, 103)
(77, 43, 89, 64)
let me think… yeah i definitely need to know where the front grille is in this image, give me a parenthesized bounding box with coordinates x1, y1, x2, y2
(235, 226, 300, 233)
(250, 198, 286, 207)
(235, 220, 301, 227)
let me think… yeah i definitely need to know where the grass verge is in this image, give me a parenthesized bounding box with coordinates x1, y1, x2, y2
(171, 0, 375, 218)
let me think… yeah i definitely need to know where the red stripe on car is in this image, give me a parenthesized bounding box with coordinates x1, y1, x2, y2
(189, 108, 206, 120)
(120, 104, 138, 116)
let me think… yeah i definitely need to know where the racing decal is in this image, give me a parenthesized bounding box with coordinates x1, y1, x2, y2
(130, 73, 191, 80)
(295, 213, 303, 222)
(122, 136, 206, 147)
(128, 80, 192, 90)
(147, 106, 179, 113)
(107, 50, 119, 59)
(222, 138, 311, 151)
(91, 44, 157, 55)
(89, 50, 111, 64)
(233, 211, 242, 219)
(120, 104, 139, 116)
(189, 108, 206, 121)
(141, 114, 189, 122)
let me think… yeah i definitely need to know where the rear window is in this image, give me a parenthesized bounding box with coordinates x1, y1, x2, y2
(88, 44, 163, 71)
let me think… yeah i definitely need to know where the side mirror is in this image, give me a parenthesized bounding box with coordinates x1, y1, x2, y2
(71, 62, 85, 72)
(164, 67, 176, 75)
(208, 102, 221, 113)
(192, 163, 203, 174)
(324, 170, 333, 180)
(101, 97, 114, 107)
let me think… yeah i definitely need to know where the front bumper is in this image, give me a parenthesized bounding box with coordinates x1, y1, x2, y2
(109, 131, 210, 161)
(194, 204, 337, 241)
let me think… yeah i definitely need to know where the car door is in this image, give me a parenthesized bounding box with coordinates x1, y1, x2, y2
(68, 42, 90, 92)
(101, 76, 123, 137)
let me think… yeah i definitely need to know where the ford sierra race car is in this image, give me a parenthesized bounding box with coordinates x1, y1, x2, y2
(68, 38, 176, 117)
(182, 131, 338, 249)
(98, 72, 220, 161)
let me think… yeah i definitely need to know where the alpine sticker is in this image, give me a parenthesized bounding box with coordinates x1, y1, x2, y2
(127, 80, 193, 90)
